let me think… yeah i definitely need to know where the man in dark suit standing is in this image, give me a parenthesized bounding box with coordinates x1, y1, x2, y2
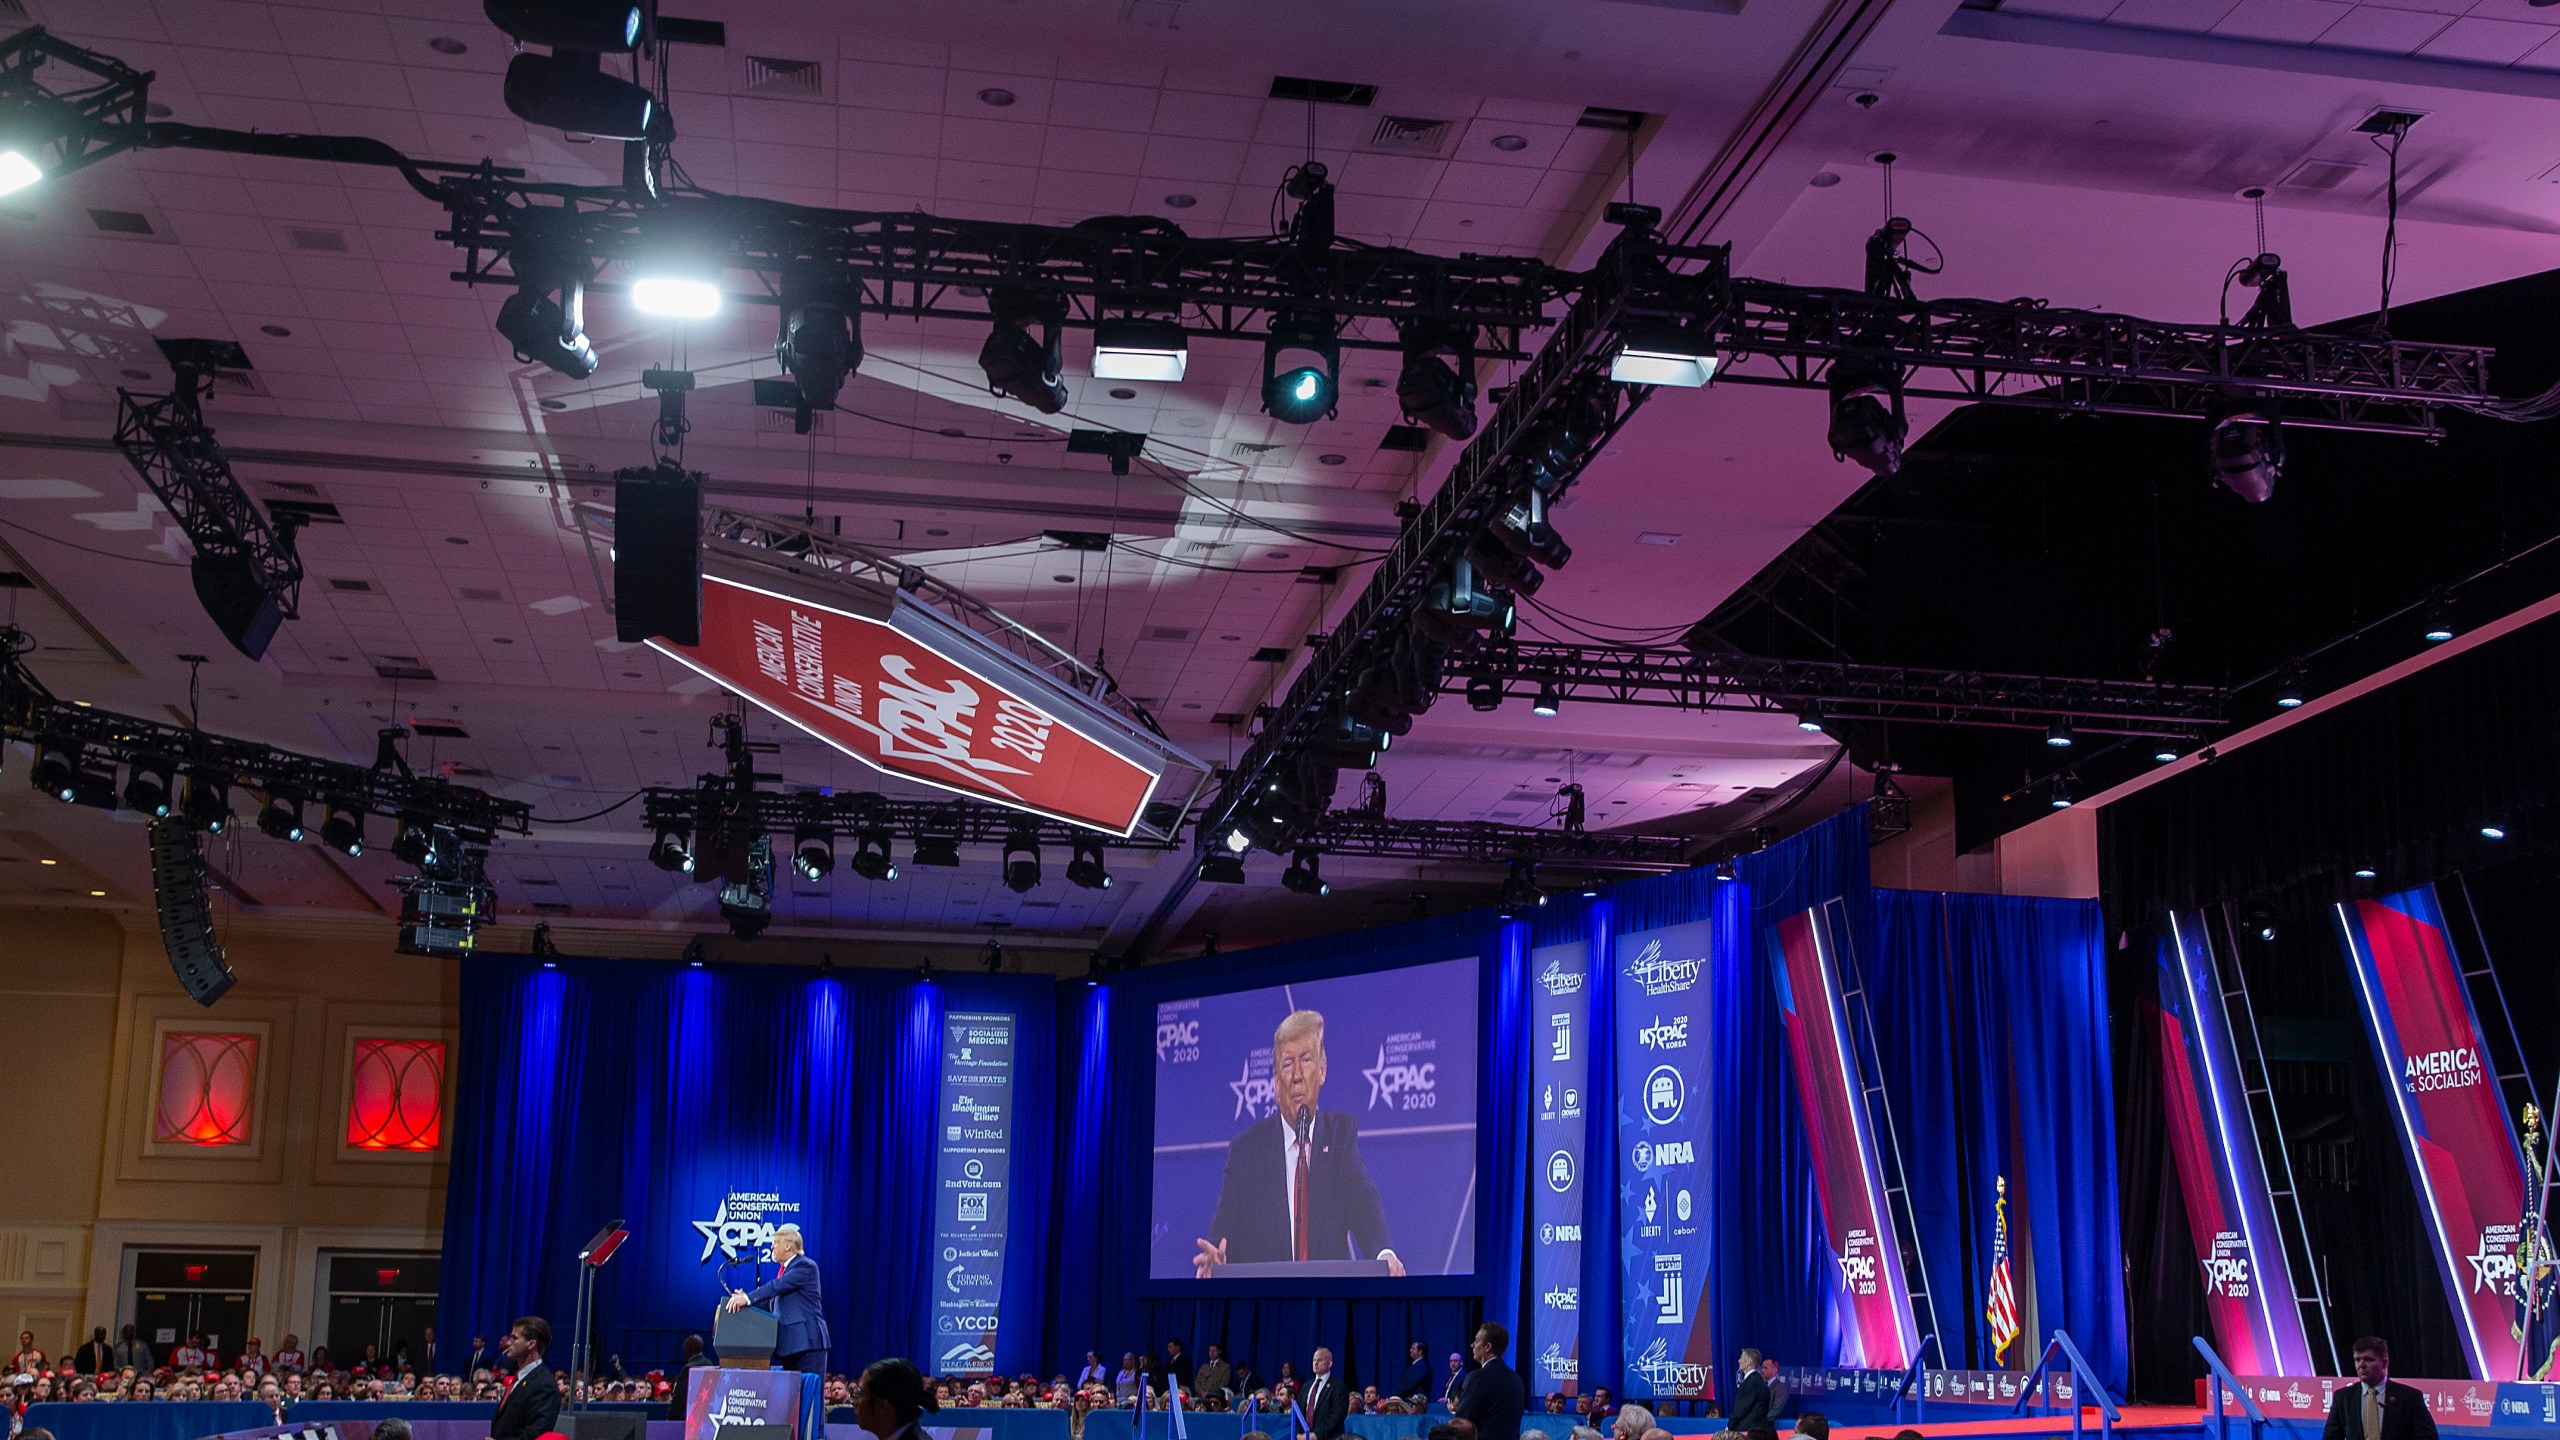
(1164, 1339, 1194, 1391)
(1193, 1011, 1404, 1277)
(1725, 1349, 1770, 1431)
(1455, 1323, 1525, 1440)
(487, 1317, 560, 1440)
(2322, 1337, 2438, 1440)
(725, 1223, 830, 1373)
(1397, 1342, 1433, 1405)
(1306, 1347, 1350, 1440)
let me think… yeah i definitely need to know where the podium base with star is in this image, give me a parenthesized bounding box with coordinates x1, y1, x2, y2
(684, 1364, 821, 1440)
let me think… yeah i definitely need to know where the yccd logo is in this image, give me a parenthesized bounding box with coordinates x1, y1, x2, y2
(1156, 1018, 1199, 1062)
(1639, 1014, 1690, 1050)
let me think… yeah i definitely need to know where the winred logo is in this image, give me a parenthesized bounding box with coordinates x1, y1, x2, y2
(654, 575, 1161, 833)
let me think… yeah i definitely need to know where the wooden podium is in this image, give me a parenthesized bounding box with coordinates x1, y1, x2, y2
(714, 1301, 778, 1370)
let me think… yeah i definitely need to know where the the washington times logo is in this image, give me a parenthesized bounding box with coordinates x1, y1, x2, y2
(1623, 939, 1703, 996)
(1539, 958, 1585, 996)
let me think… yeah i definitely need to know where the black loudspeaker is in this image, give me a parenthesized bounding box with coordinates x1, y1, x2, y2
(190, 551, 288, 660)
(560, 1414, 646, 1440)
(615, 464, 702, 645)
(149, 819, 236, 1006)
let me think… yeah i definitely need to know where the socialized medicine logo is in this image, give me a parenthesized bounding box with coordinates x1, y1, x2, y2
(1644, 1064, 1686, 1124)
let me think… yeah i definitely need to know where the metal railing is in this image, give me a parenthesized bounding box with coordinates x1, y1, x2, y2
(2194, 1335, 2267, 1440)
(1890, 1336, 1940, 1424)
(2009, 1330, 2121, 1440)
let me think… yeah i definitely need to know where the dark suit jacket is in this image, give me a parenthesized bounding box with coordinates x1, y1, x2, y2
(492, 1360, 562, 1440)
(746, 1254, 831, 1360)
(1397, 1359, 1432, 1402)
(1164, 1350, 1194, 1389)
(1205, 1110, 1391, 1265)
(1456, 1357, 1526, 1440)
(1306, 1372, 1349, 1440)
(1725, 1371, 1771, 1431)
(2323, 1381, 2439, 1440)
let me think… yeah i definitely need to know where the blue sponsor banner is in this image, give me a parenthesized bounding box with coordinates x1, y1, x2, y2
(928, 1011, 1017, 1375)
(1530, 941, 1591, 1395)
(1615, 920, 1715, 1400)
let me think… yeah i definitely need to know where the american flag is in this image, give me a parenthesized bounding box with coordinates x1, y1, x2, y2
(1987, 1174, 2020, 1366)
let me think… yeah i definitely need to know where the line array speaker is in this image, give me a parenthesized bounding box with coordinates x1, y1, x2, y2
(149, 818, 236, 1006)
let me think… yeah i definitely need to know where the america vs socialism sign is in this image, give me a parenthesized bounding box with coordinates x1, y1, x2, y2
(648, 570, 1165, 835)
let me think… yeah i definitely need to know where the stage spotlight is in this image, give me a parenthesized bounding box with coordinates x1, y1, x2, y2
(392, 815, 440, 866)
(0, 149, 41, 198)
(629, 257, 723, 318)
(1467, 674, 1504, 712)
(777, 273, 862, 419)
(912, 832, 962, 869)
(495, 279, 599, 379)
(1262, 313, 1340, 424)
(1498, 858, 1545, 916)
(483, 0, 644, 51)
(1396, 325, 1478, 440)
(2208, 397, 2283, 504)
(257, 793, 305, 842)
(718, 835, 775, 940)
(319, 801, 365, 856)
(1532, 680, 1562, 718)
(2049, 773, 2076, 809)
(1796, 704, 1826, 734)
(1197, 853, 1247, 885)
(1002, 833, 1041, 894)
(1826, 359, 1907, 477)
(123, 765, 174, 819)
(2152, 745, 2181, 764)
(181, 774, 231, 834)
(1225, 826, 1253, 855)
(792, 825, 836, 881)
(2422, 601, 2456, 644)
(1282, 849, 1330, 897)
(2044, 718, 2074, 749)
(1083, 952, 1106, 987)
(849, 829, 897, 882)
(1609, 321, 1717, 388)
(2483, 824, 2509, 840)
(2353, 866, 2378, 879)
(649, 824, 694, 874)
(502, 50, 655, 140)
(982, 939, 1005, 973)
(1091, 319, 1188, 382)
(32, 743, 77, 802)
(980, 289, 1068, 414)
(2274, 668, 2306, 708)
(1065, 841, 1112, 891)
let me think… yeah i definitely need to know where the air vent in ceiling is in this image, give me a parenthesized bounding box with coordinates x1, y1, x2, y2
(266, 498, 340, 524)
(411, 716, 469, 739)
(1296, 566, 1337, 584)
(286, 226, 349, 253)
(458, 586, 506, 602)
(1380, 424, 1429, 452)
(531, 900, 572, 913)
(1228, 440, 1285, 458)
(262, 480, 320, 497)
(88, 207, 153, 235)
(1146, 625, 1196, 642)
(1368, 116, 1454, 154)
(372, 656, 436, 682)
(0, 0, 31, 23)
(1579, 106, 1647, 132)
(656, 14, 726, 45)
(742, 55, 824, 96)
(326, 577, 376, 593)
(754, 403, 832, 434)
(515, 876, 558, 886)
(1211, 711, 1249, 725)
(2281, 159, 2364, 191)
(1270, 75, 1377, 107)
(1250, 646, 1291, 662)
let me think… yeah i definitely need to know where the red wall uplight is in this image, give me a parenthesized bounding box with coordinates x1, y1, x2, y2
(346, 1038, 445, 1151)
(155, 1032, 259, 1146)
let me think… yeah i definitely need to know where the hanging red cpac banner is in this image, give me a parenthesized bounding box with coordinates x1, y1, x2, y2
(2335, 884, 2550, 1381)
(650, 567, 1172, 835)
(1768, 900, 1923, 1370)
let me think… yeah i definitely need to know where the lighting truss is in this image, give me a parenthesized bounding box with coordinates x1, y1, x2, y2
(0, 633, 532, 842)
(1297, 811, 1690, 872)
(0, 28, 150, 188)
(113, 361, 305, 647)
(1445, 641, 2229, 739)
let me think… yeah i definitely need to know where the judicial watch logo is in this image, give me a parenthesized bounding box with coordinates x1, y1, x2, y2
(2404, 1046, 2483, 1094)
(1623, 939, 1704, 996)
(693, 1192, 803, 1264)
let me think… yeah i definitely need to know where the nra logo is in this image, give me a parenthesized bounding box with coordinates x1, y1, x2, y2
(1639, 1014, 1690, 1050)
(1634, 1139, 1694, 1169)
(1541, 1223, 1584, 1243)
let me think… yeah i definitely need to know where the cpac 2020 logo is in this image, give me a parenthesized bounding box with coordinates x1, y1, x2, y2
(692, 1192, 802, 1265)
(1156, 1017, 1200, 1064)
(1364, 1035, 1440, 1111)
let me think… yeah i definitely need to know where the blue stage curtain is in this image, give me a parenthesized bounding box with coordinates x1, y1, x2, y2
(1867, 890, 2127, 1393)
(1572, 899, 1622, 1404)
(438, 956, 1053, 1377)
(1055, 910, 1513, 1392)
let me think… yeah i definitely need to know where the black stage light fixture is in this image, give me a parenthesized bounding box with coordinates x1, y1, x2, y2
(502, 50, 655, 139)
(32, 742, 78, 802)
(257, 793, 305, 842)
(1002, 833, 1042, 894)
(649, 824, 694, 873)
(793, 825, 836, 881)
(495, 276, 599, 379)
(912, 831, 962, 869)
(2208, 396, 2284, 504)
(849, 829, 897, 882)
(1466, 674, 1504, 712)
(151, 818, 237, 1007)
(1197, 853, 1247, 885)
(1532, 680, 1562, 718)
(980, 288, 1068, 414)
(2274, 666, 2308, 709)
(1498, 858, 1546, 916)
(2423, 599, 2457, 644)
(180, 773, 231, 834)
(1065, 840, 1112, 891)
(1262, 313, 1340, 423)
(391, 815, 440, 866)
(123, 764, 174, 819)
(319, 801, 365, 857)
(1396, 324, 1478, 440)
(614, 458, 702, 645)
(776, 273, 863, 425)
(1796, 703, 1827, 734)
(2049, 772, 2078, 810)
(1826, 359, 1908, 476)
(2044, 717, 2075, 749)
(483, 0, 643, 51)
(1282, 848, 1330, 897)
(718, 836, 775, 940)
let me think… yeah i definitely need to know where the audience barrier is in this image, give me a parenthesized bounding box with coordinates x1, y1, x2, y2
(24, 1400, 277, 1440)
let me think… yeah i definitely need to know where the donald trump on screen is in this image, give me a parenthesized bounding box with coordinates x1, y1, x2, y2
(1193, 1009, 1404, 1277)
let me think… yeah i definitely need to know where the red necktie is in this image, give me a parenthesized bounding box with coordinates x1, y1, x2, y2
(1294, 1137, 1312, 1261)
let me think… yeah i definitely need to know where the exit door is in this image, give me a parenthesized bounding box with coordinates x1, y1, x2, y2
(128, 1250, 255, 1364)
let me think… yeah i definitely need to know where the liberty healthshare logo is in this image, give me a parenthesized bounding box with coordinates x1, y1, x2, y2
(2404, 1046, 2483, 1093)
(1634, 1338, 1713, 1394)
(1622, 939, 1704, 996)
(1538, 1343, 1577, 1383)
(1539, 958, 1585, 996)
(692, 1192, 803, 1264)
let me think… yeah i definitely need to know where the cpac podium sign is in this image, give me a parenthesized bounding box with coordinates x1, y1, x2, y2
(646, 542, 1205, 837)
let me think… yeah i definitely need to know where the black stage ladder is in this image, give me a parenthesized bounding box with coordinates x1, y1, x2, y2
(1833, 898, 1947, 1366)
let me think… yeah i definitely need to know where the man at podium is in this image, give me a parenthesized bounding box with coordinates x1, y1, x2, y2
(723, 1223, 830, 1372)
(1192, 1009, 1403, 1277)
